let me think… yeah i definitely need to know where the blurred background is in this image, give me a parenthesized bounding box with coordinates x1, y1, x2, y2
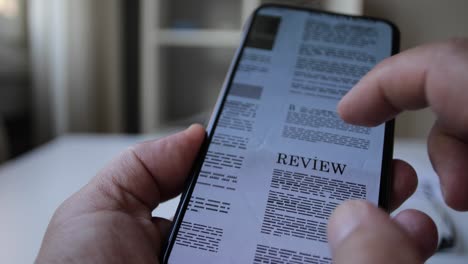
(1, 1, 468, 263)
(0, 0, 467, 163)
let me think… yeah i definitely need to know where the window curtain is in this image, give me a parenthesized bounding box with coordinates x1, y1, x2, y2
(28, 0, 123, 144)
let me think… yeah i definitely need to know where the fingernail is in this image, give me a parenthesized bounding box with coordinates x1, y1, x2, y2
(187, 123, 203, 132)
(186, 124, 198, 131)
(328, 200, 371, 251)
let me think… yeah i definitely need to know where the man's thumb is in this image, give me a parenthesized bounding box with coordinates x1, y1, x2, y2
(328, 200, 432, 264)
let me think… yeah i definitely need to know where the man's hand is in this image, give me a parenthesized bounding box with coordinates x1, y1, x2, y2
(329, 39, 468, 263)
(35, 125, 205, 264)
(35, 39, 468, 264)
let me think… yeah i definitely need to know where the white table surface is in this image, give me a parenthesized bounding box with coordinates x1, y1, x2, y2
(0, 135, 467, 263)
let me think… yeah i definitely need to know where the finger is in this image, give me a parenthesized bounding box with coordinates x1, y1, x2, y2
(86, 124, 205, 214)
(338, 39, 468, 212)
(389, 159, 418, 212)
(152, 217, 172, 256)
(428, 122, 468, 211)
(393, 209, 438, 260)
(338, 39, 468, 134)
(328, 200, 426, 263)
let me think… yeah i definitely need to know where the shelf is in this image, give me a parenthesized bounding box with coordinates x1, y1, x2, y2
(152, 29, 242, 47)
(160, 46, 235, 122)
(159, 0, 243, 30)
(140, 0, 363, 132)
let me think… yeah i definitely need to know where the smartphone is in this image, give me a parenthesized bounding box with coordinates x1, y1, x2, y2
(163, 4, 399, 263)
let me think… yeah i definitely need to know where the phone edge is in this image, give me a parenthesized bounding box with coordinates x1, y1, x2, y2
(379, 20, 400, 211)
(160, 6, 259, 264)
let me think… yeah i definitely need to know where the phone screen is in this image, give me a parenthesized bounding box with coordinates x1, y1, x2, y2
(165, 5, 397, 264)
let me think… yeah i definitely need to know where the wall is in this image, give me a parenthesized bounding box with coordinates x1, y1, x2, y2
(364, 0, 468, 138)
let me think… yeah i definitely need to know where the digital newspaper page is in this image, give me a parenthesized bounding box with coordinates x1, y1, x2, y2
(169, 6, 393, 264)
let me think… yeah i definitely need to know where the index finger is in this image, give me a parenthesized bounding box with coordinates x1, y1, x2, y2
(338, 39, 468, 210)
(338, 39, 468, 136)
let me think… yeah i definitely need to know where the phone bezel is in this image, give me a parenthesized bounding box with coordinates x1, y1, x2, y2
(161, 4, 400, 263)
